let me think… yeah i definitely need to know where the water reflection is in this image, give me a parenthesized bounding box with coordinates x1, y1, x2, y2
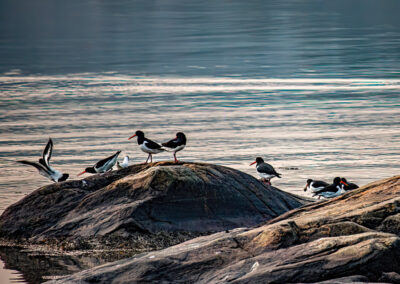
(0, 246, 134, 284)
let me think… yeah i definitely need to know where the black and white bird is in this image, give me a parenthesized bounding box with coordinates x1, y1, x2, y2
(341, 178, 359, 191)
(304, 179, 329, 193)
(78, 151, 121, 176)
(117, 156, 129, 169)
(128, 130, 165, 163)
(162, 132, 187, 163)
(250, 157, 281, 185)
(17, 138, 69, 182)
(313, 177, 347, 199)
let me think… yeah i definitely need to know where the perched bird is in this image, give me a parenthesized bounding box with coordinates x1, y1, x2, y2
(249, 157, 281, 185)
(313, 177, 347, 199)
(128, 130, 165, 163)
(304, 179, 329, 193)
(18, 138, 69, 182)
(341, 178, 359, 191)
(117, 156, 129, 169)
(162, 132, 187, 163)
(78, 151, 121, 176)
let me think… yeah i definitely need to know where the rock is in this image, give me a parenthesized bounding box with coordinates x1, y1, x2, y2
(48, 175, 400, 283)
(379, 272, 400, 284)
(0, 162, 308, 251)
(316, 275, 370, 283)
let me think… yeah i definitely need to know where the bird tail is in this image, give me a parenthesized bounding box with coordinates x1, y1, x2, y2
(276, 173, 282, 178)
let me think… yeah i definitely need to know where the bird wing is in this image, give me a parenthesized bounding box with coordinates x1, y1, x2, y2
(162, 137, 180, 148)
(18, 160, 51, 177)
(258, 163, 281, 177)
(43, 138, 53, 165)
(312, 180, 329, 188)
(95, 151, 121, 169)
(314, 184, 338, 194)
(144, 139, 163, 150)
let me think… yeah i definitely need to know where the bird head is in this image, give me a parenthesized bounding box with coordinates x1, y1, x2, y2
(128, 130, 144, 140)
(250, 157, 264, 166)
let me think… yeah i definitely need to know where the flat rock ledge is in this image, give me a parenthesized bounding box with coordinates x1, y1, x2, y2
(48, 174, 400, 283)
(0, 162, 308, 252)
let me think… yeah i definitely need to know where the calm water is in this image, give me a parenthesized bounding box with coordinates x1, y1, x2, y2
(1, 0, 400, 283)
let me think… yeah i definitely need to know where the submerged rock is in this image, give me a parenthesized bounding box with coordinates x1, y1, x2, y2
(0, 162, 308, 251)
(49, 175, 400, 283)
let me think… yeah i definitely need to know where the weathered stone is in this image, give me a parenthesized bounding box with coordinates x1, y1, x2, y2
(48, 175, 400, 283)
(0, 162, 308, 251)
(379, 271, 400, 284)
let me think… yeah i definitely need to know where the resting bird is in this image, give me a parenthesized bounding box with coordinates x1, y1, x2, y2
(304, 179, 329, 193)
(128, 130, 165, 163)
(341, 178, 359, 191)
(117, 156, 129, 169)
(313, 177, 347, 199)
(162, 132, 187, 163)
(78, 151, 121, 176)
(250, 157, 281, 185)
(18, 138, 69, 182)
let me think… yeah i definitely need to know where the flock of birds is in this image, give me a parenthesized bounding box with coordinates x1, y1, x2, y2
(17, 130, 359, 199)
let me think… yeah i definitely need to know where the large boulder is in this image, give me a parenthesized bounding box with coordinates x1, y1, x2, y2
(0, 162, 308, 251)
(48, 175, 400, 283)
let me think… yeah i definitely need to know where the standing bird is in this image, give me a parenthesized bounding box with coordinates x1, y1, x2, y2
(17, 138, 69, 182)
(304, 179, 329, 193)
(162, 132, 187, 163)
(249, 157, 281, 185)
(313, 177, 347, 199)
(117, 156, 130, 169)
(78, 151, 121, 176)
(341, 178, 359, 191)
(128, 130, 165, 163)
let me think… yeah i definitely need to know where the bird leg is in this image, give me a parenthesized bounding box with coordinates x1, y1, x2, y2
(145, 154, 151, 164)
(150, 154, 153, 163)
(174, 152, 178, 163)
(261, 178, 271, 186)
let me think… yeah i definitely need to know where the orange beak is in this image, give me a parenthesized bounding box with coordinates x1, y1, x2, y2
(77, 170, 86, 176)
(128, 134, 137, 140)
(304, 185, 308, 192)
(249, 161, 256, 166)
(340, 181, 348, 186)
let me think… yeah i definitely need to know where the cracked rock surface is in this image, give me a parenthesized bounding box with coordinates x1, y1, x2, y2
(0, 162, 307, 251)
(48, 175, 400, 283)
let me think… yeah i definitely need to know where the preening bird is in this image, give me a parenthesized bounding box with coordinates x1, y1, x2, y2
(17, 138, 69, 182)
(162, 132, 187, 163)
(78, 151, 121, 176)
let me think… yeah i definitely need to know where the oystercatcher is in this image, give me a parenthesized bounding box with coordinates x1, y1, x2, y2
(117, 156, 129, 169)
(17, 138, 69, 182)
(162, 132, 187, 163)
(128, 130, 165, 163)
(249, 157, 281, 185)
(313, 177, 347, 199)
(341, 178, 359, 190)
(78, 151, 121, 176)
(304, 179, 329, 193)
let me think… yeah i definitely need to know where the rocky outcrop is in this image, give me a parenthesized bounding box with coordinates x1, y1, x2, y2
(0, 162, 308, 251)
(49, 175, 400, 283)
